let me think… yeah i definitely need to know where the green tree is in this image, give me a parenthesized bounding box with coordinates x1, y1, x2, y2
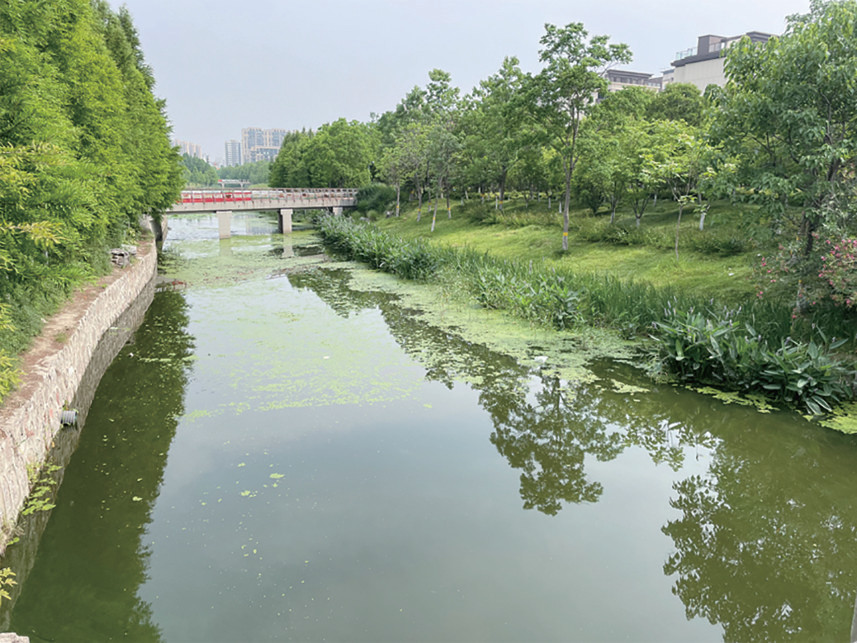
(269, 130, 313, 187)
(574, 87, 653, 221)
(180, 154, 218, 187)
(595, 85, 655, 123)
(642, 121, 713, 259)
(219, 160, 270, 186)
(714, 0, 857, 259)
(303, 119, 379, 188)
(647, 83, 707, 126)
(0, 0, 181, 401)
(460, 57, 527, 209)
(421, 70, 460, 228)
(525, 22, 631, 251)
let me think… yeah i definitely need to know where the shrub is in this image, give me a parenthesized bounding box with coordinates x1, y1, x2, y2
(652, 307, 856, 414)
(687, 229, 751, 256)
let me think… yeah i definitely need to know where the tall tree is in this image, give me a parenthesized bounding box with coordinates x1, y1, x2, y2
(642, 121, 713, 259)
(422, 69, 460, 228)
(525, 22, 631, 251)
(461, 57, 527, 208)
(303, 119, 380, 188)
(713, 0, 857, 259)
(269, 130, 314, 187)
(0, 0, 181, 401)
(574, 87, 653, 221)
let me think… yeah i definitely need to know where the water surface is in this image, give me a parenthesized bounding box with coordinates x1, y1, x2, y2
(4, 213, 857, 642)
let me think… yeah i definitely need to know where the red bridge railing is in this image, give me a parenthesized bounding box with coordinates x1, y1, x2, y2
(177, 188, 358, 205)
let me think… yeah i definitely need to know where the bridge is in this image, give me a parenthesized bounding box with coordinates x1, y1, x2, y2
(165, 188, 358, 238)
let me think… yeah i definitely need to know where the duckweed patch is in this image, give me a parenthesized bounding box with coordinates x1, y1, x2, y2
(820, 403, 857, 434)
(693, 387, 776, 413)
(344, 264, 637, 387)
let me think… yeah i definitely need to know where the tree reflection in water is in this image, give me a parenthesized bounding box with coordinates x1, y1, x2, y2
(484, 376, 622, 513)
(7, 288, 195, 642)
(661, 422, 857, 641)
(291, 266, 693, 515)
(294, 264, 857, 640)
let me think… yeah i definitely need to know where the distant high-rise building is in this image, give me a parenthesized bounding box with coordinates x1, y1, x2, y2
(241, 127, 288, 163)
(174, 139, 204, 159)
(224, 139, 242, 166)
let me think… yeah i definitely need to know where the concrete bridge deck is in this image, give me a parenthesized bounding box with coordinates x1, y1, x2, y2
(166, 188, 357, 238)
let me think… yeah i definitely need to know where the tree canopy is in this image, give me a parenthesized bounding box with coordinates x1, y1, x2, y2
(0, 0, 182, 399)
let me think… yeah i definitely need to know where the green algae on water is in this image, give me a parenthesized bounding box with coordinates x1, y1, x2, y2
(343, 263, 638, 387)
(820, 403, 857, 434)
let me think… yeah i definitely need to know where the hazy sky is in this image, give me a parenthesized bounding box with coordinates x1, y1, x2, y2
(107, 0, 810, 161)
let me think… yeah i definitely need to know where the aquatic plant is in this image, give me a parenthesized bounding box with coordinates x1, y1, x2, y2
(317, 216, 438, 280)
(652, 307, 856, 415)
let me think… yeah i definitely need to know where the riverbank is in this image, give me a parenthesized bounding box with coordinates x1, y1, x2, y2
(0, 241, 158, 555)
(319, 213, 857, 429)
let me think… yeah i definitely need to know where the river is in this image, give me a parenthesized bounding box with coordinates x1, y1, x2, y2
(2, 212, 857, 642)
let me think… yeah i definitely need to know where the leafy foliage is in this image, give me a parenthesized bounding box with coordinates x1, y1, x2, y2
(270, 120, 379, 188)
(181, 153, 218, 187)
(713, 0, 857, 260)
(218, 159, 270, 186)
(524, 22, 632, 250)
(353, 183, 396, 216)
(0, 0, 182, 402)
(653, 307, 855, 414)
(0, 566, 15, 605)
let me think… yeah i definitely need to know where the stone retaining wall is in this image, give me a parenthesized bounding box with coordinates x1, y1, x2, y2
(0, 242, 157, 553)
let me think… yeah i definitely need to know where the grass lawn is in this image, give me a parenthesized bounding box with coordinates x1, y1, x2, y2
(373, 194, 768, 303)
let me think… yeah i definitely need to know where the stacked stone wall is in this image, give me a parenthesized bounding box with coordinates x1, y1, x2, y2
(0, 243, 157, 553)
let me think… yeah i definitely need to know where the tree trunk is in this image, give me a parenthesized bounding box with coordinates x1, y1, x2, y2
(395, 182, 401, 217)
(446, 188, 451, 219)
(430, 176, 442, 231)
(610, 199, 617, 225)
(801, 211, 817, 257)
(562, 166, 572, 252)
(498, 169, 507, 211)
(675, 203, 683, 261)
(416, 186, 423, 222)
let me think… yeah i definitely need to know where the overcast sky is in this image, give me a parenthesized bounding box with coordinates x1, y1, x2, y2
(107, 0, 810, 162)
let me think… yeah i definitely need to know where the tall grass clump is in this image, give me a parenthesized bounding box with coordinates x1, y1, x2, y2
(317, 215, 438, 280)
(450, 253, 583, 329)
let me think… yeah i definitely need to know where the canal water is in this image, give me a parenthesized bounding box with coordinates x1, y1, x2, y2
(3, 213, 857, 642)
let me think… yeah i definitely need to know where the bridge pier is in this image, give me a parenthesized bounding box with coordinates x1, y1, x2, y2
(277, 208, 293, 234)
(332, 206, 343, 216)
(282, 237, 294, 258)
(216, 210, 232, 239)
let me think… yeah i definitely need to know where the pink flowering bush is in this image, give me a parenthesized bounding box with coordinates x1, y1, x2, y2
(754, 236, 857, 315)
(818, 238, 857, 309)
